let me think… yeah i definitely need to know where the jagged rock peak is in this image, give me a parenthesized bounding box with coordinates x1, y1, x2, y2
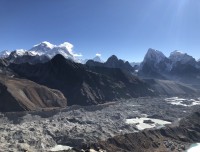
(51, 54, 67, 63)
(143, 48, 166, 63)
(170, 50, 185, 56)
(106, 55, 119, 62)
(10, 49, 27, 56)
(93, 56, 103, 63)
(169, 50, 195, 64)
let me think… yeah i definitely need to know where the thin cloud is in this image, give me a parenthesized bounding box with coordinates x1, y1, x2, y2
(59, 42, 83, 57)
(96, 53, 101, 57)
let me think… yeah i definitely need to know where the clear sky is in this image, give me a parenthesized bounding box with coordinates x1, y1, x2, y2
(0, 0, 200, 62)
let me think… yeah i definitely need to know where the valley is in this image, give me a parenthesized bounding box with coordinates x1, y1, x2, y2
(0, 43, 200, 151)
(1, 1, 200, 151)
(0, 96, 200, 151)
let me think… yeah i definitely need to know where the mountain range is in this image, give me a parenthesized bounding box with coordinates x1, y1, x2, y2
(0, 41, 81, 64)
(0, 42, 200, 111)
(9, 54, 154, 106)
(139, 48, 200, 84)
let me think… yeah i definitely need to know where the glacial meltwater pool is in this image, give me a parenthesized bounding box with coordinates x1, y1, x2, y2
(187, 143, 200, 152)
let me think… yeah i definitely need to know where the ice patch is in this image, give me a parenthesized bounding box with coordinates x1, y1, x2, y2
(165, 97, 186, 101)
(165, 97, 200, 107)
(50, 145, 72, 151)
(126, 117, 171, 130)
(187, 143, 200, 152)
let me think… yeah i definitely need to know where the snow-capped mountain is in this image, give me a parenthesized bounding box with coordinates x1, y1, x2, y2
(0, 41, 82, 64)
(29, 41, 77, 60)
(5, 49, 50, 64)
(0, 50, 12, 58)
(9, 49, 29, 56)
(143, 48, 167, 64)
(29, 41, 55, 56)
(139, 48, 170, 74)
(6, 49, 28, 62)
(92, 56, 104, 63)
(138, 48, 200, 82)
(169, 50, 196, 65)
(130, 62, 140, 67)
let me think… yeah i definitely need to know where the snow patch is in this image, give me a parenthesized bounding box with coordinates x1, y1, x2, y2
(33, 41, 55, 49)
(0, 50, 11, 58)
(169, 50, 195, 64)
(14, 49, 26, 56)
(187, 143, 200, 152)
(50, 145, 72, 151)
(165, 97, 200, 107)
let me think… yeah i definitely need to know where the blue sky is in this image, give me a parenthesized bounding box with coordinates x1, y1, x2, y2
(0, 0, 200, 62)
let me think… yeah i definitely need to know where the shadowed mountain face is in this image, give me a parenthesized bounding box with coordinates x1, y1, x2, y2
(9, 54, 155, 106)
(0, 74, 67, 112)
(144, 79, 199, 96)
(86, 55, 134, 72)
(139, 49, 200, 84)
(139, 49, 171, 79)
(0, 59, 9, 67)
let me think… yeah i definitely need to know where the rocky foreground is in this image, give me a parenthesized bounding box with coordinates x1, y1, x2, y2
(84, 112, 200, 152)
(0, 97, 200, 152)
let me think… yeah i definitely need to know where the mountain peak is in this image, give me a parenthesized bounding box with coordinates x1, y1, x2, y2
(29, 41, 76, 60)
(0, 50, 11, 58)
(169, 50, 195, 64)
(170, 50, 184, 56)
(144, 48, 166, 63)
(51, 54, 67, 64)
(107, 55, 118, 62)
(147, 48, 165, 56)
(93, 56, 101, 62)
(10, 49, 27, 57)
(33, 41, 55, 49)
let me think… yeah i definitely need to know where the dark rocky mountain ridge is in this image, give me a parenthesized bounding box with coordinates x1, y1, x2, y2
(139, 49, 200, 84)
(8, 54, 200, 106)
(86, 55, 134, 72)
(9, 54, 155, 106)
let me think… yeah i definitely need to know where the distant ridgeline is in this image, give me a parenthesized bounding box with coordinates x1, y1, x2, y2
(0, 44, 200, 109)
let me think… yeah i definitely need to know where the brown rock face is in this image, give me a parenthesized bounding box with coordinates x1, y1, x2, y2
(0, 74, 67, 112)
